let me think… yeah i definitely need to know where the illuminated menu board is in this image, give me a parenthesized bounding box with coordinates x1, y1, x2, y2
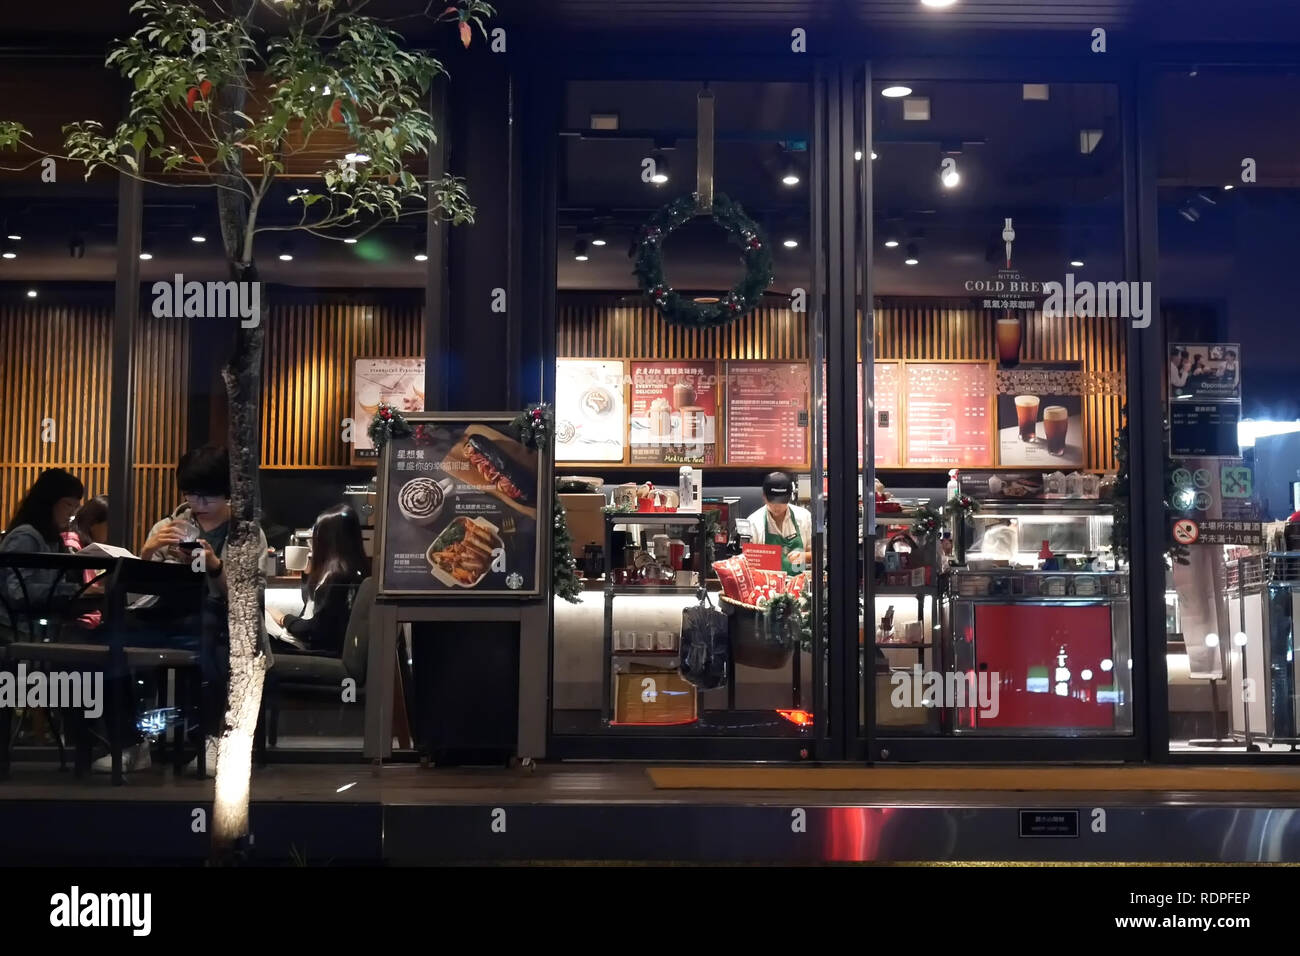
(903, 362, 993, 467)
(628, 361, 718, 465)
(874, 362, 900, 468)
(725, 361, 810, 465)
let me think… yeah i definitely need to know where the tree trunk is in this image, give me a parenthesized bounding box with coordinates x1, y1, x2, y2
(211, 262, 267, 863)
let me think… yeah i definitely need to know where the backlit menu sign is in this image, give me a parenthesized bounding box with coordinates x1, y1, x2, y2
(629, 361, 718, 465)
(903, 363, 993, 467)
(725, 361, 811, 466)
(1170, 343, 1242, 459)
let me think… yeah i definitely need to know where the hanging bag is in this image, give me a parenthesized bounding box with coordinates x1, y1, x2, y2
(679, 593, 730, 689)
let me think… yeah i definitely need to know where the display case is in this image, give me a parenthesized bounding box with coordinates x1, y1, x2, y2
(1225, 554, 1300, 748)
(964, 502, 1115, 567)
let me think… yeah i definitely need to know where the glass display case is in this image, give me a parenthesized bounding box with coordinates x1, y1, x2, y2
(965, 503, 1116, 568)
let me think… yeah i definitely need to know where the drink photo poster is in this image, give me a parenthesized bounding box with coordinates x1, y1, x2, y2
(995, 361, 1085, 468)
(628, 361, 718, 465)
(352, 357, 426, 463)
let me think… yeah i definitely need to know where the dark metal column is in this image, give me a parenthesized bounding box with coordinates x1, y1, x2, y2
(424, 77, 450, 411)
(107, 170, 141, 543)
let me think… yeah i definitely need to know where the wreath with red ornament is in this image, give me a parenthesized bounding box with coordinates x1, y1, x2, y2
(632, 192, 774, 329)
(367, 402, 412, 452)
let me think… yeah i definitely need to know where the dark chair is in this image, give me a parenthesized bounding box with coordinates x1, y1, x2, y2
(256, 576, 376, 761)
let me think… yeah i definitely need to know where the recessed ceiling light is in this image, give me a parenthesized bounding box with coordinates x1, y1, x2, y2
(651, 151, 669, 184)
(1, 251, 15, 260)
(1223, 184, 1234, 191)
(574, 238, 590, 261)
(854, 150, 863, 161)
(6, 232, 20, 241)
(1070, 259, 1085, 268)
(278, 252, 293, 261)
(881, 86, 913, 98)
(871, 151, 878, 160)
(783, 238, 799, 248)
(884, 239, 899, 248)
(25, 289, 37, 298)
(139, 252, 153, 260)
(413, 252, 428, 262)
(782, 173, 800, 186)
(904, 243, 919, 265)
(191, 234, 206, 243)
(941, 166, 960, 188)
(343, 237, 358, 244)
(921, 0, 958, 6)
(591, 238, 607, 246)
(904, 256, 919, 266)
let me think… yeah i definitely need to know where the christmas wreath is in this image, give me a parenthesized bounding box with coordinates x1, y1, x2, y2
(512, 402, 583, 603)
(633, 192, 774, 329)
(367, 403, 411, 452)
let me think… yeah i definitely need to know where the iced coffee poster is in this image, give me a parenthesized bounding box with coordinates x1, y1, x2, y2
(555, 358, 626, 463)
(377, 414, 542, 597)
(352, 357, 425, 463)
(995, 361, 1085, 468)
(628, 361, 717, 465)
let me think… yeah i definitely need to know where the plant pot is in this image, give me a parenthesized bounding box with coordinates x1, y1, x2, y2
(726, 603, 798, 670)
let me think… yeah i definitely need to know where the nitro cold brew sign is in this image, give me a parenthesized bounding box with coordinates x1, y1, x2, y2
(964, 219, 1046, 310)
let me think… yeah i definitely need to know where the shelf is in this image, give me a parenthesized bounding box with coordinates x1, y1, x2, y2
(606, 585, 709, 596)
(605, 512, 711, 524)
(612, 649, 680, 657)
(872, 584, 941, 596)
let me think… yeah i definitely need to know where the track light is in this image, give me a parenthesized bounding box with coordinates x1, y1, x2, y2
(574, 238, 590, 261)
(941, 160, 960, 188)
(650, 151, 669, 184)
(69, 235, 85, 259)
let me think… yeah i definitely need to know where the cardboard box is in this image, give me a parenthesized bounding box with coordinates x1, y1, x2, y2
(559, 493, 606, 559)
(614, 668, 698, 725)
(875, 672, 937, 728)
(884, 566, 932, 587)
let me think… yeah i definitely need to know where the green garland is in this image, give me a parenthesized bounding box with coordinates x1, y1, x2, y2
(633, 192, 774, 329)
(367, 403, 411, 452)
(512, 402, 583, 603)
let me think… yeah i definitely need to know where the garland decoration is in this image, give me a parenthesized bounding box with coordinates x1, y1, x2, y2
(911, 506, 943, 543)
(368, 403, 411, 453)
(632, 192, 774, 329)
(512, 402, 583, 603)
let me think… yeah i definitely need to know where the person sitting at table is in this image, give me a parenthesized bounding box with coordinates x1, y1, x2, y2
(0, 468, 85, 641)
(59, 494, 110, 630)
(268, 503, 369, 656)
(98, 445, 267, 775)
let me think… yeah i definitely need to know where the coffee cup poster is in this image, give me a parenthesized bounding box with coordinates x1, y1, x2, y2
(995, 361, 1085, 468)
(352, 357, 426, 462)
(377, 415, 542, 597)
(555, 358, 626, 463)
(628, 361, 718, 465)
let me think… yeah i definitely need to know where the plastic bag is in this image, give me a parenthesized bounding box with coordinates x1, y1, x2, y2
(679, 596, 729, 690)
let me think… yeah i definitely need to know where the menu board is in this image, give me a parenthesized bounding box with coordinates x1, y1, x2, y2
(874, 362, 900, 468)
(629, 361, 718, 465)
(351, 357, 425, 463)
(555, 359, 626, 463)
(377, 414, 542, 597)
(725, 361, 811, 465)
(903, 362, 993, 467)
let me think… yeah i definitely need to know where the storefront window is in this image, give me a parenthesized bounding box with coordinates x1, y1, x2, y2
(550, 78, 819, 751)
(865, 77, 1133, 747)
(1158, 68, 1300, 756)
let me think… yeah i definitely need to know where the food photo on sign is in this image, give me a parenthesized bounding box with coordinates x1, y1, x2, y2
(377, 415, 542, 597)
(995, 362, 1085, 468)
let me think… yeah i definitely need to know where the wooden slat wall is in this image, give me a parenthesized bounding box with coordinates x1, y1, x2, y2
(0, 298, 187, 551)
(557, 293, 1127, 471)
(260, 292, 423, 468)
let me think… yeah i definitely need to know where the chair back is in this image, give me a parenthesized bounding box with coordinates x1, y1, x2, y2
(340, 576, 377, 684)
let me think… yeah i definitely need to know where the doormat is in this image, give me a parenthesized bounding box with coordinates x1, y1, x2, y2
(646, 766, 1300, 791)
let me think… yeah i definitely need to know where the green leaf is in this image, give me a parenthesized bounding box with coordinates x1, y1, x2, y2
(132, 129, 147, 153)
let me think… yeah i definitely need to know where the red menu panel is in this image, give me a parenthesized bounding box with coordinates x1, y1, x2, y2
(725, 362, 810, 465)
(903, 362, 993, 467)
(873, 362, 900, 468)
(628, 361, 718, 465)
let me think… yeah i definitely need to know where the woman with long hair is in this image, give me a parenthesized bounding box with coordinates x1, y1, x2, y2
(269, 503, 369, 656)
(0, 468, 86, 638)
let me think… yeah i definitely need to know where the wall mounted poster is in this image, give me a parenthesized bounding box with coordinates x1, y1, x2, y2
(377, 414, 542, 597)
(820, 363, 900, 469)
(352, 357, 425, 463)
(725, 361, 811, 466)
(903, 362, 993, 467)
(995, 361, 1085, 468)
(555, 359, 626, 463)
(629, 361, 718, 465)
(1169, 343, 1241, 403)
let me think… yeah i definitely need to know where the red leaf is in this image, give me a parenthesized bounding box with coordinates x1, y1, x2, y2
(443, 5, 457, 14)
(329, 98, 343, 124)
(459, 20, 471, 48)
(186, 87, 199, 110)
(199, 80, 212, 98)
(190, 155, 203, 163)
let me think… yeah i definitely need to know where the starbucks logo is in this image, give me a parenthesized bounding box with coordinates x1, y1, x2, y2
(506, 572, 523, 590)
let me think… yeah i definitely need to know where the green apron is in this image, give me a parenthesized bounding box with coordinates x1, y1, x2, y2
(763, 509, 805, 575)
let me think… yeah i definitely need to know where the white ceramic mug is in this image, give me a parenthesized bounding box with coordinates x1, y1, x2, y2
(285, 545, 310, 572)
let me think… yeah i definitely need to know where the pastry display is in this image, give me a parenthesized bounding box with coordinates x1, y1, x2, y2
(397, 477, 446, 527)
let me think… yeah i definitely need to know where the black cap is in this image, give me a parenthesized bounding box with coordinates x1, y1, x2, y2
(762, 471, 793, 503)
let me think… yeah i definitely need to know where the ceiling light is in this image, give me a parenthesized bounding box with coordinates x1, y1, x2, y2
(1204, 633, 1219, 648)
(278, 241, 293, 262)
(941, 164, 960, 188)
(854, 150, 863, 161)
(2, 250, 16, 260)
(921, 0, 958, 6)
(782, 171, 800, 186)
(25, 289, 37, 298)
(1070, 259, 1085, 268)
(574, 238, 590, 261)
(651, 151, 669, 184)
(345, 152, 370, 164)
(591, 238, 607, 247)
(191, 233, 206, 243)
(904, 243, 919, 265)
(1223, 184, 1234, 191)
(5, 232, 19, 241)
(139, 251, 152, 260)
(871, 151, 878, 160)
(783, 238, 798, 248)
(881, 86, 912, 98)
(884, 239, 899, 248)
(1233, 632, 1248, 647)
(343, 237, 358, 244)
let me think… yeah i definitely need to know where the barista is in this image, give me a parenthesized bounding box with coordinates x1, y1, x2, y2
(747, 471, 813, 574)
